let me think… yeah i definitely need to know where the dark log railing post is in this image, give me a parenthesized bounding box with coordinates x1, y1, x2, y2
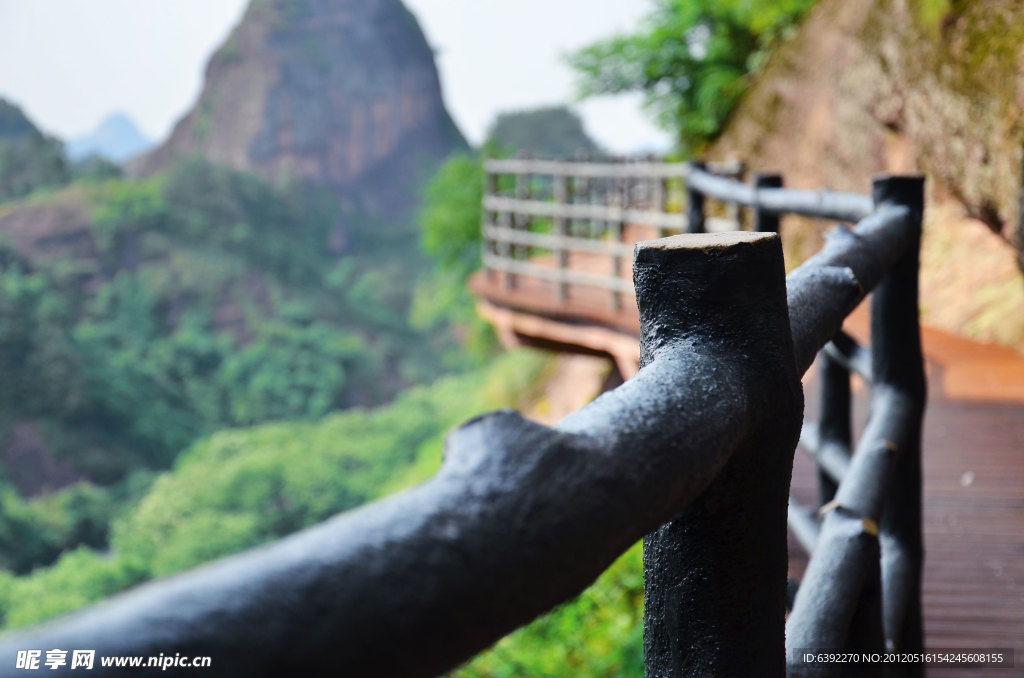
(754, 172, 784, 233)
(685, 162, 706, 234)
(642, 233, 803, 677)
(815, 349, 851, 507)
(786, 174, 924, 676)
(871, 175, 926, 667)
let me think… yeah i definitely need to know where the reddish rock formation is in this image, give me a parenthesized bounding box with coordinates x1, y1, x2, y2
(710, 0, 1024, 350)
(132, 0, 466, 225)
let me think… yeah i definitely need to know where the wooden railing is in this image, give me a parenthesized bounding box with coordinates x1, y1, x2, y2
(0, 163, 925, 678)
(480, 157, 745, 310)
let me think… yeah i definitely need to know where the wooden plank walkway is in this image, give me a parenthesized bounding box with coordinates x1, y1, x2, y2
(474, 271, 1024, 676)
(790, 307, 1024, 677)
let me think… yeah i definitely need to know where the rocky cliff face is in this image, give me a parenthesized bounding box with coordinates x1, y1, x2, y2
(711, 0, 1024, 349)
(714, 0, 1024, 233)
(133, 0, 465, 227)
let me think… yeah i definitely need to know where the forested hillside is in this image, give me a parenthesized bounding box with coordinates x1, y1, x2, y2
(0, 0, 471, 581)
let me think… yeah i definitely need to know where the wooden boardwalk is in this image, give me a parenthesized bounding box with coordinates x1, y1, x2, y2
(791, 307, 1024, 677)
(474, 272, 1024, 676)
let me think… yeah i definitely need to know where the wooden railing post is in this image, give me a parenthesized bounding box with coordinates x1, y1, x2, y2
(685, 162, 706, 234)
(815, 348, 851, 507)
(786, 175, 924, 676)
(652, 175, 668, 239)
(642, 232, 802, 677)
(496, 169, 516, 289)
(609, 170, 627, 310)
(870, 175, 926, 667)
(553, 173, 569, 304)
(513, 152, 531, 261)
(483, 167, 497, 283)
(754, 172, 784, 233)
(726, 162, 746, 228)
(572, 151, 590, 238)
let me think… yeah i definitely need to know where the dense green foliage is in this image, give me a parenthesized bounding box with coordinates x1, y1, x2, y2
(0, 168, 332, 474)
(0, 153, 470, 574)
(569, 0, 817, 153)
(411, 151, 497, 367)
(486, 106, 603, 159)
(0, 481, 122, 575)
(454, 544, 643, 677)
(0, 350, 551, 627)
(0, 346, 647, 676)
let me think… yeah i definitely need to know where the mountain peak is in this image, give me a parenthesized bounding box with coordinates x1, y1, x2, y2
(131, 0, 465, 225)
(67, 113, 153, 163)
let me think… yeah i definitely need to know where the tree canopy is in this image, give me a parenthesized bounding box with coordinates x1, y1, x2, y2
(569, 0, 817, 154)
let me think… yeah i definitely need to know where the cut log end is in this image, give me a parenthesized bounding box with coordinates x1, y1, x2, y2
(634, 230, 776, 254)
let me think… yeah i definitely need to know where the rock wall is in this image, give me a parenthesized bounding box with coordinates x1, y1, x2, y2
(710, 0, 1024, 350)
(715, 0, 1024, 238)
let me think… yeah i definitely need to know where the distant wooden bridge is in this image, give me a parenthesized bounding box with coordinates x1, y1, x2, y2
(471, 157, 1024, 677)
(471, 158, 759, 378)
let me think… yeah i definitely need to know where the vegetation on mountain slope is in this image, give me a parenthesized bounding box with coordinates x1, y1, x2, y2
(0, 153, 474, 573)
(0, 349, 550, 627)
(0, 101, 648, 672)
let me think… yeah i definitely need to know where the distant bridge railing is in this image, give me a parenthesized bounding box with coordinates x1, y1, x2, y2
(479, 157, 874, 318)
(480, 157, 745, 311)
(0, 163, 925, 678)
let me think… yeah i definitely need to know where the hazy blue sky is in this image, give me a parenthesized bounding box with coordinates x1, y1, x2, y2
(0, 0, 670, 154)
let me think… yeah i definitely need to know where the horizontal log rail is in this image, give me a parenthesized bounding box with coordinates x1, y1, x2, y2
(0, 161, 924, 677)
(484, 194, 693, 231)
(483, 222, 636, 257)
(684, 166, 875, 222)
(485, 156, 744, 179)
(481, 251, 635, 293)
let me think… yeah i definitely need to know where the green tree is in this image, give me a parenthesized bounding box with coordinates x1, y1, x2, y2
(569, 0, 816, 153)
(217, 322, 365, 425)
(411, 152, 497, 365)
(0, 350, 551, 628)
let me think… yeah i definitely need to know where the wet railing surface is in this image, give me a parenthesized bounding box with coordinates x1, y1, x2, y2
(0, 164, 927, 677)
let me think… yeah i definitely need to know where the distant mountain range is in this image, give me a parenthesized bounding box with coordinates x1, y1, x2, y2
(66, 113, 153, 163)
